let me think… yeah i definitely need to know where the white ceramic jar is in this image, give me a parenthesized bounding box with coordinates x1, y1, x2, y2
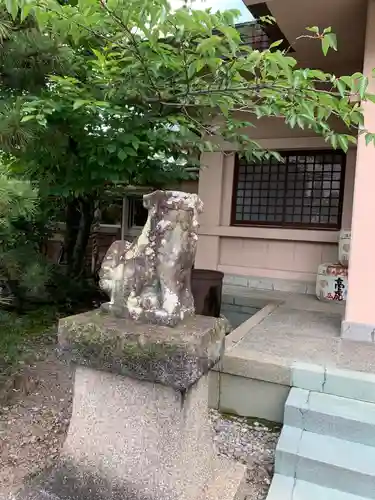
(316, 263, 348, 302)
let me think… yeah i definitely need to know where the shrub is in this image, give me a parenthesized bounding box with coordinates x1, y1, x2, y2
(0, 175, 52, 308)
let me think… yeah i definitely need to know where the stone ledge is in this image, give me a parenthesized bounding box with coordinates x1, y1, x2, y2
(58, 310, 226, 391)
(223, 274, 315, 295)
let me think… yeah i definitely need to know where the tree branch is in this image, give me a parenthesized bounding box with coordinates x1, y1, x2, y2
(98, 0, 162, 100)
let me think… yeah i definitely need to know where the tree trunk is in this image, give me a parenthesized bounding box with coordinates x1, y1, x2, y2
(63, 199, 79, 270)
(64, 196, 95, 278)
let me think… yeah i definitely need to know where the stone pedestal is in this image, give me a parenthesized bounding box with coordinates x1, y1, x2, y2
(14, 311, 245, 500)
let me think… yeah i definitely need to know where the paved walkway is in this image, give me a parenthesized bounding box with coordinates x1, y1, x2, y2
(223, 287, 375, 376)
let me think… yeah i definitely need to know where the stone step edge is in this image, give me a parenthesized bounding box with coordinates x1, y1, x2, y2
(285, 387, 375, 435)
(291, 362, 375, 404)
(275, 427, 375, 498)
(266, 474, 372, 500)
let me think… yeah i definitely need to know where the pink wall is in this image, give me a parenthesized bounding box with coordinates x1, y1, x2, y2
(196, 117, 357, 287)
(345, 0, 375, 327)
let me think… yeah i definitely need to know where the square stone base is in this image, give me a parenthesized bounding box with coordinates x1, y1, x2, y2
(14, 312, 245, 500)
(12, 366, 246, 500)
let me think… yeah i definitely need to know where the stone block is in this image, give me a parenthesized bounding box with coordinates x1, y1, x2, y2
(15, 311, 245, 500)
(323, 367, 375, 404)
(219, 373, 290, 423)
(274, 425, 303, 476)
(341, 320, 375, 343)
(291, 362, 325, 392)
(58, 311, 226, 391)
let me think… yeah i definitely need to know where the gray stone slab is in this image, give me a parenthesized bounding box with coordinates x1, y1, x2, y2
(284, 388, 375, 447)
(293, 479, 372, 500)
(338, 339, 375, 375)
(241, 308, 342, 340)
(291, 362, 326, 392)
(232, 294, 269, 308)
(266, 474, 294, 500)
(295, 431, 375, 499)
(233, 329, 339, 366)
(267, 475, 373, 500)
(16, 365, 245, 500)
(341, 320, 375, 342)
(58, 311, 226, 391)
(62, 367, 216, 500)
(219, 373, 290, 423)
(275, 427, 375, 498)
(323, 367, 375, 404)
(281, 294, 345, 314)
(274, 425, 302, 477)
(283, 388, 309, 428)
(222, 348, 290, 385)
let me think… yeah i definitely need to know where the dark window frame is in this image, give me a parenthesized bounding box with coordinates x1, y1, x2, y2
(247, 3, 294, 52)
(231, 150, 346, 230)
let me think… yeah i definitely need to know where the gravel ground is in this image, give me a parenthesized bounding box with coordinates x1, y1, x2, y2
(0, 349, 279, 500)
(210, 411, 280, 500)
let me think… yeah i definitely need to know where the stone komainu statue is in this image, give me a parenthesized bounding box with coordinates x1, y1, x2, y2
(99, 190, 203, 326)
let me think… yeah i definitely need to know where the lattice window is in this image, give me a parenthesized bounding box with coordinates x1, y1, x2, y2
(236, 22, 271, 51)
(232, 151, 346, 229)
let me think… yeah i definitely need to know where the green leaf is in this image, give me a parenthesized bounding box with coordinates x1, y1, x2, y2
(187, 62, 196, 79)
(306, 26, 320, 34)
(326, 33, 337, 51)
(117, 149, 127, 161)
(197, 35, 222, 55)
(107, 144, 117, 153)
(365, 133, 375, 146)
(322, 37, 329, 56)
(73, 100, 88, 110)
(5, 0, 18, 19)
(20, 115, 35, 123)
(289, 114, 297, 128)
(340, 75, 353, 89)
(20, 3, 33, 22)
(336, 79, 346, 97)
(358, 76, 369, 99)
(123, 147, 137, 157)
(338, 135, 348, 152)
(218, 101, 229, 118)
(269, 39, 283, 49)
(322, 33, 337, 55)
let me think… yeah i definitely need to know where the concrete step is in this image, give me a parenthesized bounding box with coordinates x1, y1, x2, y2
(266, 474, 372, 500)
(276, 426, 375, 498)
(291, 363, 375, 404)
(284, 388, 375, 446)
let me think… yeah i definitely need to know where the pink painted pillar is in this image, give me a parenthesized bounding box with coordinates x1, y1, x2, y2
(195, 152, 224, 270)
(342, 0, 375, 341)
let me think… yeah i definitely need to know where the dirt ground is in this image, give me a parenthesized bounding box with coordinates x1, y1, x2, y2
(0, 350, 73, 498)
(0, 348, 277, 500)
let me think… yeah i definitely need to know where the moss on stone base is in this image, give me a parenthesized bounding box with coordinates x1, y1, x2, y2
(58, 310, 226, 391)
